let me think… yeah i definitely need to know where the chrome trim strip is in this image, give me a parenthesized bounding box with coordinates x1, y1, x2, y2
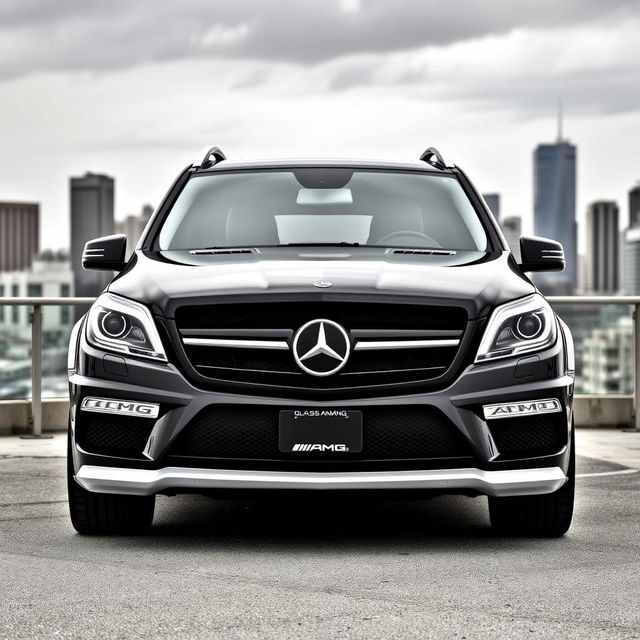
(354, 339, 460, 350)
(180, 328, 292, 339)
(351, 329, 463, 338)
(182, 338, 290, 350)
(75, 465, 567, 497)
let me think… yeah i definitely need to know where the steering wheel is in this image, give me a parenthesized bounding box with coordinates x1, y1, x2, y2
(375, 230, 442, 247)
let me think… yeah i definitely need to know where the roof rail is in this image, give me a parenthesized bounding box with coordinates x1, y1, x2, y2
(193, 146, 227, 169)
(419, 147, 447, 170)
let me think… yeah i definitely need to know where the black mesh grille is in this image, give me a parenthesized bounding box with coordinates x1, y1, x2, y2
(168, 404, 474, 462)
(174, 299, 467, 391)
(76, 414, 155, 458)
(488, 414, 567, 459)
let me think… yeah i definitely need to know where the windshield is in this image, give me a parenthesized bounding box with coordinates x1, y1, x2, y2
(158, 169, 488, 251)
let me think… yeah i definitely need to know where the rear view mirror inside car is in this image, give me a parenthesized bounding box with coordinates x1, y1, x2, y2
(296, 188, 353, 205)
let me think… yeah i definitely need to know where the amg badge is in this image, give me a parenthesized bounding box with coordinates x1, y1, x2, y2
(81, 397, 160, 419)
(292, 443, 349, 452)
(482, 398, 562, 421)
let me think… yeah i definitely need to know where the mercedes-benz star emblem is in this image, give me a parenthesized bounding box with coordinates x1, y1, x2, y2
(292, 319, 350, 377)
(313, 280, 333, 288)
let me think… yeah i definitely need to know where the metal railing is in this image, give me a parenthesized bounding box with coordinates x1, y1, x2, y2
(0, 295, 639, 436)
(548, 296, 640, 433)
(0, 297, 94, 438)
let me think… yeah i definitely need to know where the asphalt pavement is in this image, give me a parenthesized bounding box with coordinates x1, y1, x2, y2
(1, 431, 639, 639)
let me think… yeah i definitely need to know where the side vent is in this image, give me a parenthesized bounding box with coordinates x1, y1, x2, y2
(189, 248, 257, 255)
(387, 248, 457, 256)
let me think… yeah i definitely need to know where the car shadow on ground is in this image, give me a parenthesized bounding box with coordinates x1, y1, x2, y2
(98, 492, 575, 552)
(96, 453, 613, 551)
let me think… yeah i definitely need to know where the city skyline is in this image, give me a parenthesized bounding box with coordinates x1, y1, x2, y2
(2, 144, 638, 293)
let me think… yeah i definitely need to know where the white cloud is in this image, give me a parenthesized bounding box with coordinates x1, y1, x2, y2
(201, 23, 251, 47)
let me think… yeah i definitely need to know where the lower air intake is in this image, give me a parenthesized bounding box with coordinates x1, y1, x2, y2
(488, 413, 567, 459)
(168, 405, 475, 462)
(76, 414, 155, 458)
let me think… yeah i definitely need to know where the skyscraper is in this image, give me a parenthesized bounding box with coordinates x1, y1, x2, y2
(624, 228, 640, 295)
(584, 201, 619, 294)
(500, 216, 521, 262)
(0, 201, 39, 272)
(482, 193, 500, 222)
(629, 184, 640, 229)
(533, 111, 577, 294)
(115, 203, 154, 259)
(70, 173, 114, 299)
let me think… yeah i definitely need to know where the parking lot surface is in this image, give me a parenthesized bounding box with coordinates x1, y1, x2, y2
(1, 433, 639, 639)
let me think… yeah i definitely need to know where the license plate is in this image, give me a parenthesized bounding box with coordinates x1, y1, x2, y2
(279, 410, 363, 453)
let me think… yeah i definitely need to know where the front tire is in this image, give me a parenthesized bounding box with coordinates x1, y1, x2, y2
(488, 427, 575, 537)
(67, 432, 155, 535)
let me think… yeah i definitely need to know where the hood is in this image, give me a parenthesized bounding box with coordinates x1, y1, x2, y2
(109, 248, 534, 319)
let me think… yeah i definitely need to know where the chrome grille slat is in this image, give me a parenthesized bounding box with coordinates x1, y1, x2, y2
(182, 338, 289, 350)
(354, 339, 460, 351)
(351, 329, 463, 339)
(180, 328, 292, 339)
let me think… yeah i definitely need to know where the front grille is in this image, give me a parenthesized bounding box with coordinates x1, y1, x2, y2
(173, 299, 468, 393)
(488, 414, 567, 459)
(167, 404, 475, 462)
(76, 414, 155, 458)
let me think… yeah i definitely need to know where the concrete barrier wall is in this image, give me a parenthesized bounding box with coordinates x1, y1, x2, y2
(0, 398, 69, 435)
(572, 395, 634, 428)
(0, 395, 635, 435)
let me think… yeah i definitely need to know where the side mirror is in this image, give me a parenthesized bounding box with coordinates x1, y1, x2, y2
(518, 236, 565, 272)
(82, 234, 127, 272)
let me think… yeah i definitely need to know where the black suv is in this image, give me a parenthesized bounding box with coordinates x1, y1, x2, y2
(67, 147, 575, 536)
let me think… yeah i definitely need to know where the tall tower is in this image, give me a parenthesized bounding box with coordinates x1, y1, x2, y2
(533, 108, 577, 294)
(0, 202, 39, 272)
(70, 173, 114, 300)
(624, 183, 640, 294)
(585, 201, 619, 293)
(501, 216, 522, 262)
(482, 193, 500, 222)
(629, 184, 640, 229)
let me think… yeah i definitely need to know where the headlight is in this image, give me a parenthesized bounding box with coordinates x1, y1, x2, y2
(475, 294, 557, 362)
(86, 293, 167, 361)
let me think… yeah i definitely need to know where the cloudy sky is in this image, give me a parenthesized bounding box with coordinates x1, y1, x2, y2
(1, 0, 639, 250)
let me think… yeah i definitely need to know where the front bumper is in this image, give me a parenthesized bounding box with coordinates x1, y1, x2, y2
(69, 317, 574, 497)
(75, 464, 567, 497)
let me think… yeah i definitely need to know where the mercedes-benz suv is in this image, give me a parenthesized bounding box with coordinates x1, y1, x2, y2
(67, 146, 575, 536)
